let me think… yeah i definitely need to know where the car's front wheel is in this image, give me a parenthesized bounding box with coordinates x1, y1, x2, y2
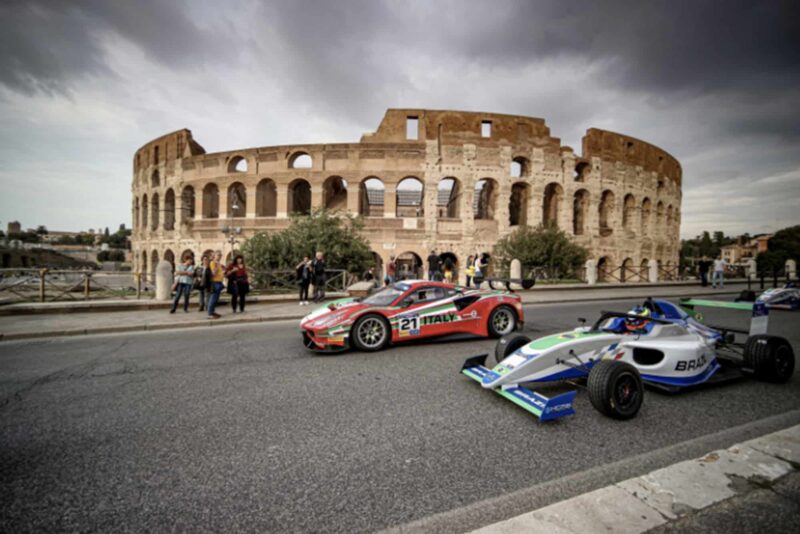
(587, 361, 644, 420)
(494, 333, 531, 365)
(487, 305, 517, 338)
(351, 314, 390, 352)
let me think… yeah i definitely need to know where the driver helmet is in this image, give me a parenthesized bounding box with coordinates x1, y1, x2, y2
(625, 306, 651, 331)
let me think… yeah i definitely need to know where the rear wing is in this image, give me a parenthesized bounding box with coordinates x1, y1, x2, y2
(679, 298, 768, 336)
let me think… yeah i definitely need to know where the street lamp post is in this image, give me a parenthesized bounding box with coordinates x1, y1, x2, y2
(221, 197, 243, 256)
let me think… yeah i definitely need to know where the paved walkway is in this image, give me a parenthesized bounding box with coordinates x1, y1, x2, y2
(0, 282, 748, 341)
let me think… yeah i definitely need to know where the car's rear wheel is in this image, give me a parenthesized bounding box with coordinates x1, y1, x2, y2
(494, 333, 531, 365)
(487, 305, 517, 338)
(744, 334, 795, 383)
(588, 361, 643, 420)
(352, 314, 390, 352)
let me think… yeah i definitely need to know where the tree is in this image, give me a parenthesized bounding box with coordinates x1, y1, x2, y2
(492, 222, 588, 278)
(757, 225, 800, 274)
(241, 209, 374, 274)
(104, 227, 110, 237)
(35, 225, 48, 235)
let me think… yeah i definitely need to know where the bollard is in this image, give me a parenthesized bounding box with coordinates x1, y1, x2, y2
(84, 273, 91, 300)
(135, 272, 142, 299)
(39, 268, 47, 302)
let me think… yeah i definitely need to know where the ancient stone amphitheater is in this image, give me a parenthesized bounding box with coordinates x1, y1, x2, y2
(131, 109, 681, 283)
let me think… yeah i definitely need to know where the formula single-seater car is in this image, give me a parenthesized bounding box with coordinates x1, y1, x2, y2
(757, 283, 800, 310)
(300, 280, 524, 352)
(461, 298, 794, 422)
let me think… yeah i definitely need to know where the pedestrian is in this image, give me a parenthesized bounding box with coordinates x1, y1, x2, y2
(206, 250, 225, 319)
(443, 256, 454, 284)
(312, 251, 327, 302)
(226, 254, 249, 313)
(385, 255, 396, 286)
(296, 255, 312, 305)
(427, 250, 442, 281)
(697, 256, 712, 287)
(170, 254, 195, 313)
(474, 253, 488, 289)
(465, 255, 475, 287)
(195, 255, 209, 311)
(712, 255, 727, 289)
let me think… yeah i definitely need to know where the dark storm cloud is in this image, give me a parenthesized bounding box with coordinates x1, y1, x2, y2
(0, 0, 232, 96)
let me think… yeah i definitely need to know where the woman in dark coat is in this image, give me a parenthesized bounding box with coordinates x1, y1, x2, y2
(225, 254, 250, 313)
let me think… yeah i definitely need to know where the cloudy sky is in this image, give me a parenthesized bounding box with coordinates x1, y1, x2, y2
(0, 0, 798, 238)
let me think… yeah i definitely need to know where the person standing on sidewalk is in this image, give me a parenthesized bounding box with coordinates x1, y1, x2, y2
(170, 255, 195, 314)
(697, 256, 712, 287)
(194, 255, 210, 312)
(474, 253, 488, 289)
(312, 251, 327, 303)
(207, 250, 225, 319)
(712, 255, 727, 289)
(385, 255, 396, 286)
(427, 250, 442, 281)
(226, 254, 249, 313)
(465, 255, 475, 287)
(296, 256, 312, 305)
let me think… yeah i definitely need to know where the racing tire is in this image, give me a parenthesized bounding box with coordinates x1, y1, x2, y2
(487, 305, 518, 338)
(494, 333, 531, 365)
(744, 335, 795, 383)
(351, 314, 391, 352)
(588, 361, 644, 420)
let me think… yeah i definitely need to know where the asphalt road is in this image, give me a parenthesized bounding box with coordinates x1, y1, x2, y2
(1, 298, 799, 533)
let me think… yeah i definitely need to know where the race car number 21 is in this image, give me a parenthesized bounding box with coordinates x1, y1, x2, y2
(398, 315, 420, 335)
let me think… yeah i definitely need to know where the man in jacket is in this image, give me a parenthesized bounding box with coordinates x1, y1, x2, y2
(312, 251, 327, 303)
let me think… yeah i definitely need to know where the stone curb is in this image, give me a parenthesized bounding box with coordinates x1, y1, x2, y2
(471, 425, 800, 533)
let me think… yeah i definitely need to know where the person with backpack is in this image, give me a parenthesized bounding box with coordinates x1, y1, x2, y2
(296, 255, 312, 305)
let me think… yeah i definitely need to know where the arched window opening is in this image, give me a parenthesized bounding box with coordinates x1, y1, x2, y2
(396, 177, 424, 218)
(181, 186, 195, 222)
(141, 251, 148, 275)
(666, 204, 673, 227)
(474, 178, 497, 220)
(599, 190, 615, 237)
(437, 177, 461, 219)
(228, 182, 246, 217)
(141, 194, 149, 229)
(623, 194, 636, 234)
(510, 157, 529, 178)
(396, 251, 423, 280)
(289, 152, 312, 169)
(228, 156, 248, 173)
(151, 170, 160, 188)
(621, 257, 634, 282)
(256, 179, 277, 217)
(656, 201, 665, 227)
(597, 256, 613, 282)
(164, 189, 176, 230)
(359, 177, 384, 216)
(151, 193, 160, 231)
(640, 258, 650, 282)
(202, 183, 220, 219)
(509, 183, 529, 226)
(575, 162, 590, 182)
(573, 189, 589, 235)
(323, 176, 348, 210)
(641, 198, 652, 235)
(163, 249, 175, 270)
(288, 179, 312, 215)
(542, 183, 563, 227)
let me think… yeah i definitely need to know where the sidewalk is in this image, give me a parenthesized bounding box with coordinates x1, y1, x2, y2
(0, 282, 748, 342)
(472, 424, 800, 533)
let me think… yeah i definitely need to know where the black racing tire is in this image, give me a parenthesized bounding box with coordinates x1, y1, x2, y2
(494, 333, 531, 365)
(744, 335, 795, 383)
(487, 305, 518, 338)
(351, 314, 390, 352)
(588, 361, 644, 420)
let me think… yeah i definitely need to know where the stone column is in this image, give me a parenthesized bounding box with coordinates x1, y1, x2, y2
(585, 259, 597, 285)
(648, 259, 659, 283)
(245, 184, 257, 219)
(384, 187, 397, 218)
(311, 185, 323, 210)
(276, 185, 288, 218)
(346, 184, 360, 213)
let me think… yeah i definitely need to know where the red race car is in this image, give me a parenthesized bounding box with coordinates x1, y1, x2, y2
(300, 280, 524, 352)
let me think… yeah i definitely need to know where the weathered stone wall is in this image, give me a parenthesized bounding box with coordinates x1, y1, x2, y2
(131, 109, 682, 282)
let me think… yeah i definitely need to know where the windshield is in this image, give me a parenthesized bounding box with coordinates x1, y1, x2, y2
(362, 285, 406, 306)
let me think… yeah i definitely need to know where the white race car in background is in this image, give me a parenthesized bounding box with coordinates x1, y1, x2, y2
(757, 283, 800, 310)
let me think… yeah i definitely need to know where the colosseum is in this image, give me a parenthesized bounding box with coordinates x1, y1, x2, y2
(131, 109, 681, 283)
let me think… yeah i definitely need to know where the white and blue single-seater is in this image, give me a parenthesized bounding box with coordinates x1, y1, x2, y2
(461, 298, 795, 422)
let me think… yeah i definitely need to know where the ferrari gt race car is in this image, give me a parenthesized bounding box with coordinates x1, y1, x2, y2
(461, 297, 795, 422)
(300, 280, 523, 352)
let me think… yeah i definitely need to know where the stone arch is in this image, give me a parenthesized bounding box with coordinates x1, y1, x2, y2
(228, 155, 248, 173)
(599, 190, 615, 236)
(440, 252, 459, 280)
(641, 197, 652, 235)
(289, 151, 312, 169)
(256, 178, 277, 217)
(151, 170, 160, 188)
(396, 176, 424, 218)
(666, 204, 674, 228)
(640, 258, 650, 282)
(202, 183, 220, 219)
(164, 249, 175, 269)
(511, 157, 530, 178)
(141, 194, 149, 229)
(474, 178, 498, 220)
(164, 188, 176, 230)
(150, 250, 159, 275)
(573, 189, 590, 235)
(437, 177, 461, 218)
(575, 161, 590, 182)
(181, 186, 195, 221)
(141, 250, 148, 275)
(623, 193, 636, 234)
(509, 182, 529, 226)
(396, 251, 423, 280)
(288, 178, 312, 215)
(621, 257, 634, 282)
(359, 177, 384, 216)
(596, 256, 615, 282)
(323, 176, 348, 210)
(656, 201, 665, 228)
(228, 182, 246, 217)
(542, 182, 563, 227)
(370, 251, 384, 279)
(151, 192, 160, 230)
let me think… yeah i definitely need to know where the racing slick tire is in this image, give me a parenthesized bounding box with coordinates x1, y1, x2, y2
(588, 361, 644, 420)
(744, 335, 795, 383)
(487, 305, 518, 338)
(351, 314, 391, 352)
(494, 333, 531, 365)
